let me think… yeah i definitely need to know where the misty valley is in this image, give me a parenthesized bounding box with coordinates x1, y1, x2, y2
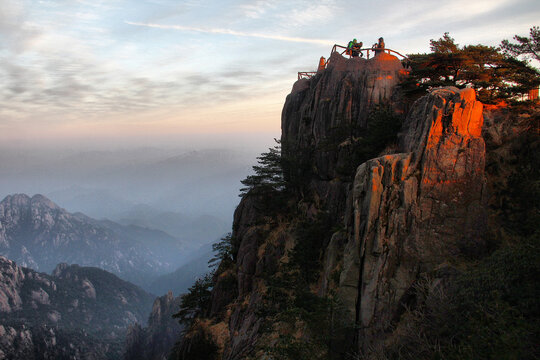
(0, 146, 266, 359)
(0, 10, 539, 360)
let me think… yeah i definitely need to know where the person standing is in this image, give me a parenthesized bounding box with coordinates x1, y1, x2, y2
(347, 39, 354, 56)
(374, 37, 385, 55)
(352, 40, 363, 57)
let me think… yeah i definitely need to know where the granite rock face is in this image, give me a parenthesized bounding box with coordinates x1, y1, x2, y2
(0, 257, 25, 313)
(124, 291, 183, 360)
(282, 51, 408, 181)
(339, 87, 487, 350)
(175, 52, 491, 359)
(0, 256, 154, 360)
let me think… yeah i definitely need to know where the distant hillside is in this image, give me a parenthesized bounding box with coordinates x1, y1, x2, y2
(147, 244, 214, 296)
(113, 204, 230, 249)
(0, 257, 155, 359)
(0, 194, 185, 289)
(0, 147, 259, 221)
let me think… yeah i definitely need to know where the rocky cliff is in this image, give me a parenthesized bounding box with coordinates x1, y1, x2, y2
(124, 291, 183, 360)
(0, 256, 155, 359)
(171, 50, 538, 360)
(339, 86, 486, 352)
(0, 194, 184, 289)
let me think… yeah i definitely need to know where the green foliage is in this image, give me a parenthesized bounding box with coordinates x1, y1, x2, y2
(170, 325, 219, 360)
(267, 334, 327, 360)
(364, 104, 403, 150)
(336, 104, 402, 177)
(451, 235, 540, 359)
(290, 211, 334, 283)
(240, 139, 285, 197)
(404, 32, 540, 103)
(173, 273, 214, 326)
(504, 133, 540, 236)
(256, 212, 354, 359)
(239, 139, 293, 213)
(501, 26, 540, 62)
(377, 234, 540, 360)
(259, 284, 353, 360)
(281, 140, 314, 196)
(208, 233, 235, 268)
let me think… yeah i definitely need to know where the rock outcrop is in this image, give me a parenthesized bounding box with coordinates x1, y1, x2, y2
(338, 87, 487, 351)
(124, 291, 183, 360)
(282, 51, 408, 181)
(0, 256, 155, 360)
(0, 256, 25, 313)
(174, 52, 495, 360)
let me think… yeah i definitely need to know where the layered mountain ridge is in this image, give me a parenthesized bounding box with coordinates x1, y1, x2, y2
(0, 256, 154, 359)
(0, 194, 184, 289)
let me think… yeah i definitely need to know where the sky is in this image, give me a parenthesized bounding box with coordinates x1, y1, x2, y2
(1, 0, 539, 148)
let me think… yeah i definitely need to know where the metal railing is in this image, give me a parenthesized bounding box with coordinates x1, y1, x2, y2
(298, 71, 317, 80)
(297, 44, 411, 79)
(330, 44, 410, 66)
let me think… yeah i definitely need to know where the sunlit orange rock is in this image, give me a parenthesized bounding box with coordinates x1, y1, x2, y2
(284, 51, 407, 180)
(339, 87, 487, 352)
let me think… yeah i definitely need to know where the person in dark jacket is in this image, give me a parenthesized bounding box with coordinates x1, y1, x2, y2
(352, 40, 363, 57)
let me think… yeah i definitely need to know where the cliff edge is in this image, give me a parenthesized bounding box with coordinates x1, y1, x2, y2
(171, 48, 538, 360)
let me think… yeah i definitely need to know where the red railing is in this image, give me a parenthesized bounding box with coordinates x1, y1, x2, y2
(329, 44, 410, 66)
(298, 44, 411, 79)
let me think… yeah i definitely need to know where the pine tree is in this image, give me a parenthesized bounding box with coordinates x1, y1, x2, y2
(501, 26, 540, 62)
(208, 233, 234, 268)
(404, 32, 540, 103)
(173, 273, 213, 325)
(239, 139, 285, 196)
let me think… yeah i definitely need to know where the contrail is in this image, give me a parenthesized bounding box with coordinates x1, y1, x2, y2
(125, 21, 334, 46)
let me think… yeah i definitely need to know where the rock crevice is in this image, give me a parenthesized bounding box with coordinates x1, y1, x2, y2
(339, 87, 487, 350)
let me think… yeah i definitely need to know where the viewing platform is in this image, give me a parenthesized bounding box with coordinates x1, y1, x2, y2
(298, 43, 410, 80)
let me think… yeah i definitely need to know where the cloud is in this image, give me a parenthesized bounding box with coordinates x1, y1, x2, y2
(277, 1, 338, 28)
(125, 21, 335, 45)
(238, 0, 276, 19)
(0, 1, 42, 53)
(218, 70, 262, 79)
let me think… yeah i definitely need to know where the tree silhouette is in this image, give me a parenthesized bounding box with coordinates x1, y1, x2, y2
(239, 139, 285, 196)
(501, 26, 540, 62)
(404, 32, 540, 103)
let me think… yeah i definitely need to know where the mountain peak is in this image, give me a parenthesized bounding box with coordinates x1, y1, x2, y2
(1, 193, 31, 206)
(30, 194, 60, 209)
(1, 193, 61, 211)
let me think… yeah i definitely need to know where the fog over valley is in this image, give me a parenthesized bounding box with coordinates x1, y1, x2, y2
(0, 137, 274, 228)
(0, 136, 275, 288)
(1, 0, 538, 357)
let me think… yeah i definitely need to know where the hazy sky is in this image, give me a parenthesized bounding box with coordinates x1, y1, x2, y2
(1, 0, 539, 147)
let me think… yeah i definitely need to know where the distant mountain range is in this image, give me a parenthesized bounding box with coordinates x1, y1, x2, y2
(0, 194, 189, 289)
(147, 243, 214, 296)
(112, 203, 230, 247)
(0, 256, 155, 359)
(0, 146, 259, 223)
